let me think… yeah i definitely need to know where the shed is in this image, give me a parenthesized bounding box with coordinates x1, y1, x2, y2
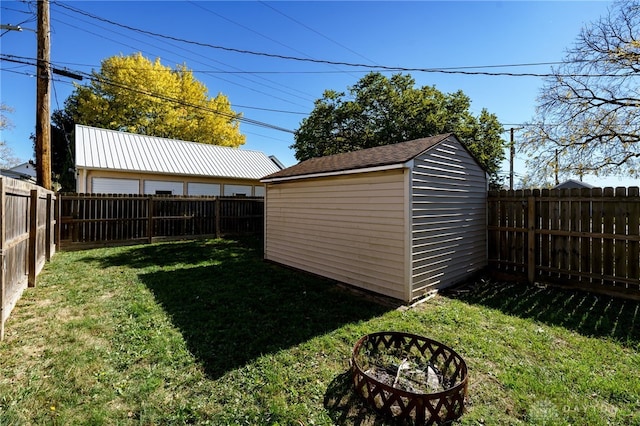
(261, 134, 488, 303)
(75, 124, 283, 196)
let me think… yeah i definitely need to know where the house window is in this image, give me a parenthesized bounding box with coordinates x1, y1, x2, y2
(91, 177, 139, 194)
(187, 182, 221, 196)
(144, 180, 184, 195)
(223, 184, 252, 196)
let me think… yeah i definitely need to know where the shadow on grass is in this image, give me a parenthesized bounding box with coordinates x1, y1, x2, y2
(324, 370, 392, 426)
(443, 279, 640, 348)
(84, 238, 392, 379)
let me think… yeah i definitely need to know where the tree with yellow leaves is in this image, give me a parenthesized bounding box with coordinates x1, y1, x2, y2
(56, 53, 245, 147)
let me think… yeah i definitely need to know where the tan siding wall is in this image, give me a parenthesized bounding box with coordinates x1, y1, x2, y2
(265, 170, 407, 300)
(411, 139, 487, 299)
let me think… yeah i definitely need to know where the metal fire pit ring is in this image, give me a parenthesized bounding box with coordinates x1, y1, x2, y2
(351, 331, 468, 425)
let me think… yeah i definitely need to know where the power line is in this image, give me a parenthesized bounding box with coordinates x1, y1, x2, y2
(49, 1, 635, 78)
(50, 10, 313, 108)
(0, 55, 297, 134)
(258, 1, 380, 66)
(83, 74, 297, 133)
(51, 3, 317, 104)
(187, 1, 324, 65)
(185, 0, 364, 90)
(1, 53, 308, 116)
(0, 57, 589, 132)
(50, 15, 314, 106)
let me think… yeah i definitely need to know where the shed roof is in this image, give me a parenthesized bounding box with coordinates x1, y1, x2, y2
(75, 124, 282, 180)
(262, 133, 458, 181)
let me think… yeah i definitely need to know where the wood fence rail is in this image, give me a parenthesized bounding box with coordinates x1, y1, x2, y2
(58, 193, 264, 250)
(488, 187, 640, 301)
(1, 177, 57, 340)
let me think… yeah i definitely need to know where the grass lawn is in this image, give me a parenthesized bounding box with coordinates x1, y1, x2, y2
(1, 237, 639, 425)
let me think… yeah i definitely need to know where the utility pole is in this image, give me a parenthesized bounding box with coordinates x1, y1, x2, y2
(36, 0, 51, 190)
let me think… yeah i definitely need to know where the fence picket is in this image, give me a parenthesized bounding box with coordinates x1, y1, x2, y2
(628, 187, 639, 286)
(515, 190, 524, 274)
(569, 188, 581, 281)
(579, 188, 591, 284)
(58, 194, 264, 250)
(540, 189, 550, 280)
(602, 188, 615, 287)
(614, 187, 629, 289)
(488, 186, 640, 301)
(1, 178, 56, 340)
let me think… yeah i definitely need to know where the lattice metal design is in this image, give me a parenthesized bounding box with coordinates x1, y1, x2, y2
(351, 331, 468, 425)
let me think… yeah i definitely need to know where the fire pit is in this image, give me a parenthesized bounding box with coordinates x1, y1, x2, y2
(351, 331, 468, 425)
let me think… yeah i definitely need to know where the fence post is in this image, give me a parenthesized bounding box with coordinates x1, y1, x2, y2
(527, 195, 536, 284)
(0, 178, 6, 340)
(147, 195, 154, 244)
(45, 193, 52, 261)
(215, 197, 221, 238)
(28, 189, 38, 288)
(55, 193, 61, 249)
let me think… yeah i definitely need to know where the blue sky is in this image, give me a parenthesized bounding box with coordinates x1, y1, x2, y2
(1, 0, 636, 187)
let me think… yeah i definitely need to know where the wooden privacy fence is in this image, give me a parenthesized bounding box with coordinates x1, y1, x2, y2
(58, 193, 264, 250)
(1, 177, 57, 340)
(488, 187, 640, 301)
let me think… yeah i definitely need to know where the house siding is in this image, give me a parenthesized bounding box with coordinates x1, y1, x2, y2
(410, 139, 487, 299)
(264, 169, 407, 300)
(81, 169, 265, 197)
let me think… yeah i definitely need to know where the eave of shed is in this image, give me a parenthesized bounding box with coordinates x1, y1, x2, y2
(261, 133, 464, 183)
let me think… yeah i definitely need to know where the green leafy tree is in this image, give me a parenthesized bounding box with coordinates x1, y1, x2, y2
(522, 0, 640, 182)
(50, 110, 76, 191)
(29, 109, 76, 191)
(56, 53, 245, 147)
(293, 72, 505, 187)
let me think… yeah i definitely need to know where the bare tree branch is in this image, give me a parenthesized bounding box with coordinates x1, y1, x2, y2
(522, 1, 640, 180)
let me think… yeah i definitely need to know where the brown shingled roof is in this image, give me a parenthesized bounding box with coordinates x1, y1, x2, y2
(262, 133, 455, 181)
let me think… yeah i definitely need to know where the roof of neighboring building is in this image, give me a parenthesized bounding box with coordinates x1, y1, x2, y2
(553, 179, 595, 189)
(262, 133, 471, 181)
(75, 124, 283, 180)
(1, 161, 37, 182)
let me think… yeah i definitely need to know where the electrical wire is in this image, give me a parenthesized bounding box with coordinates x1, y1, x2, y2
(258, 1, 380, 66)
(0, 55, 297, 134)
(187, 0, 365, 80)
(1, 53, 308, 116)
(50, 7, 316, 106)
(0, 56, 595, 132)
(49, 1, 636, 78)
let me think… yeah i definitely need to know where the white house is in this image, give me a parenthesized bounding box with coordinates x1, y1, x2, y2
(75, 124, 283, 196)
(0, 161, 37, 183)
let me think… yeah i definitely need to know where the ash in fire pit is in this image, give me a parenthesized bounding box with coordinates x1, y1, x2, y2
(351, 331, 468, 425)
(365, 357, 444, 394)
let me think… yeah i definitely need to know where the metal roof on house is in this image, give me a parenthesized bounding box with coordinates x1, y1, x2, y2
(262, 133, 456, 181)
(75, 124, 283, 180)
